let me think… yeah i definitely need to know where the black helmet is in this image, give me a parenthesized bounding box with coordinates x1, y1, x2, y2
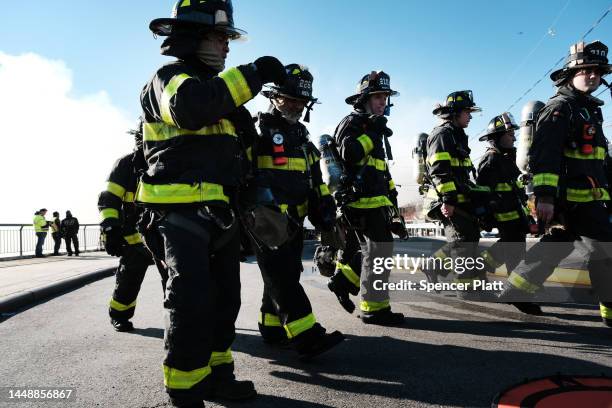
(550, 40, 611, 85)
(149, 0, 246, 39)
(345, 71, 399, 106)
(262, 64, 318, 102)
(262, 64, 320, 122)
(478, 112, 519, 141)
(433, 90, 482, 116)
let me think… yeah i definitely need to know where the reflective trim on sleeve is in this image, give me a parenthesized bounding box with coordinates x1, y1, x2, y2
(209, 348, 233, 367)
(246, 146, 252, 161)
(495, 183, 513, 192)
(532, 173, 559, 188)
(319, 184, 330, 197)
(219, 67, 253, 107)
(389, 179, 396, 190)
(163, 364, 211, 390)
(256, 156, 307, 171)
(109, 298, 136, 312)
(143, 119, 237, 142)
(436, 181, 457, 193)
(100, 208, 119, 220)
(358, 156, 387, 171)
(284, 313, 316, 339)
(136, 182, 229, 204)
(360, 299, 390, 313)
(357, 134, 374, 156)
(494, 210, 520, 222)
(160, 73, 192, 126)
(566, 188, 610, 202)
(427, 152, 451, 165)
(123, 233, 143, 245)
(123, 192, 135, 203)
(601, 303, 612, 319)
(347, 195, 394, 209)
(564, 146, 606, 160)
(106, 181, 126, 199)
(508, 272, 539, 294)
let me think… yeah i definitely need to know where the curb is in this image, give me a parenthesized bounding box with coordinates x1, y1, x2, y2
(0, 267, 115, 314)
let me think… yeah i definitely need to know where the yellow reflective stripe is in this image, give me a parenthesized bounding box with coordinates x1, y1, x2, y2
(136, 182, 229, 204)
(358, 156, 387, 171)
(508, 272, 539, 294)
(357, 134, 374, 155)
(601, 303, 612, 319)
(246, 146, 252, 161)
(319, 184, 330, 197)
(436, 181, 457, 193)
(336, 261, 360, 288)
(533, 173, 559, 187)
(457, 194, 467, 203)
(432, 249, 447, 259)
(123, 233, 143, 245)
(124, 192, 135, 203)
(309, 153, 320, 165)
(209, 348, 233, 367)
(360, 299, 390, 312)
(100, 208, 119, 220)
(259, 312, 282, 327)
(566, 188, 610, 202)
(481, 250, 502, 269)
(219, 67, 253, 107)
(347, 195, 394, 209)
(563, 147, 606, 160)
(297, 201, 309, 218)
(257, 156, 307, 171)
(495, 183, 513, 192)
(427, 152, 451, 165)
(163, 364, 211, 390)
(161, 73, 192, 126)
(106, 181, 126, 199)
(180, 0, 191, 6)
(495, 210, 520, 222)
(389, 179, 396, 190)
(109, 298, 136, 312)
(143, 119, 237, 142)
(284, 313, 316, 339)
(516, 179, 524, 189)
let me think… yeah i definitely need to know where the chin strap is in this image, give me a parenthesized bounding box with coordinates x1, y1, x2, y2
(303, 100, 315, 123)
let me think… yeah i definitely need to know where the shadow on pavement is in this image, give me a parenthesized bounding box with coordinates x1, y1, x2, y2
(232, 326, 612, 408)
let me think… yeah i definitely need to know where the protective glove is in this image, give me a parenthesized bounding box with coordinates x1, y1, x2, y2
(103, 225, 127, 257)
(367, 115, 393, 137)
(253, 56, 287, 86)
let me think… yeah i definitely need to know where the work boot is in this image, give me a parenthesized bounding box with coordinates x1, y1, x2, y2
(258, 323, 290, 349)
(204, 379, 256, 401)
(111, 318, 134, 332)
(327, 275, 356, 314)
(294, 324, 345, 361)
(361, 308, 405, 326)
(510, 302, 543, 315)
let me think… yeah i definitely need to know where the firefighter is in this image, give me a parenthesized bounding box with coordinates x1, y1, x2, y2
(326, 71, 404, 326)
(476, 113, 540, 314)
(424, 91, 490, 298)
(99, 123, 167, 332)
(499, 40, 612, 327)
(137, 1, 286, 406)
(251, 64, 344, 358)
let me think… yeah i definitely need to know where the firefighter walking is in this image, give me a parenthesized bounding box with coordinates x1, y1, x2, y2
(137, 1, 287, 406)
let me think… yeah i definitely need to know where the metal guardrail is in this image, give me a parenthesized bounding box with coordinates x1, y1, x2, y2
(0, 224, 103, 259)
(405, 222, 445, 238)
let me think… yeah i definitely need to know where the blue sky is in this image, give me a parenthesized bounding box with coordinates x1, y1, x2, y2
(1, 1, 611, 222)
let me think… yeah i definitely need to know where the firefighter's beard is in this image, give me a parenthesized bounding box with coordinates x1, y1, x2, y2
(272, 100, 304, 124)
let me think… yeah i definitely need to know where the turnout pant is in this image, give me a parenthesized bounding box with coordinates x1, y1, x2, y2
(439, 209, 482, 282)
(64, 234, 79, 255)
(256, 225, 318, 343)
(483, 219, 527, 274)
(108, 244, 153, 321)
(333, 207, 395, 313)
(509, 201, 612, 320)
(52, 232, 62, 254)
(157, 208, 241, 405)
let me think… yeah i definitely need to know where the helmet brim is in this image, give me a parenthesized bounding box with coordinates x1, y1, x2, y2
(551, 63, 612, 83)
(149, 18, 247, 40)
(433, 105, 482, 116)
(345, 89, 399, 105)
(262, 87, 319, 103)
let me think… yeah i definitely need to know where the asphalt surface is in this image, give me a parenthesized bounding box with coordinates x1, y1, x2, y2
(1, 241, 611, 408)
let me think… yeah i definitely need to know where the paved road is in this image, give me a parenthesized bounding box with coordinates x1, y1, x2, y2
(1, 242, 610, 408)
